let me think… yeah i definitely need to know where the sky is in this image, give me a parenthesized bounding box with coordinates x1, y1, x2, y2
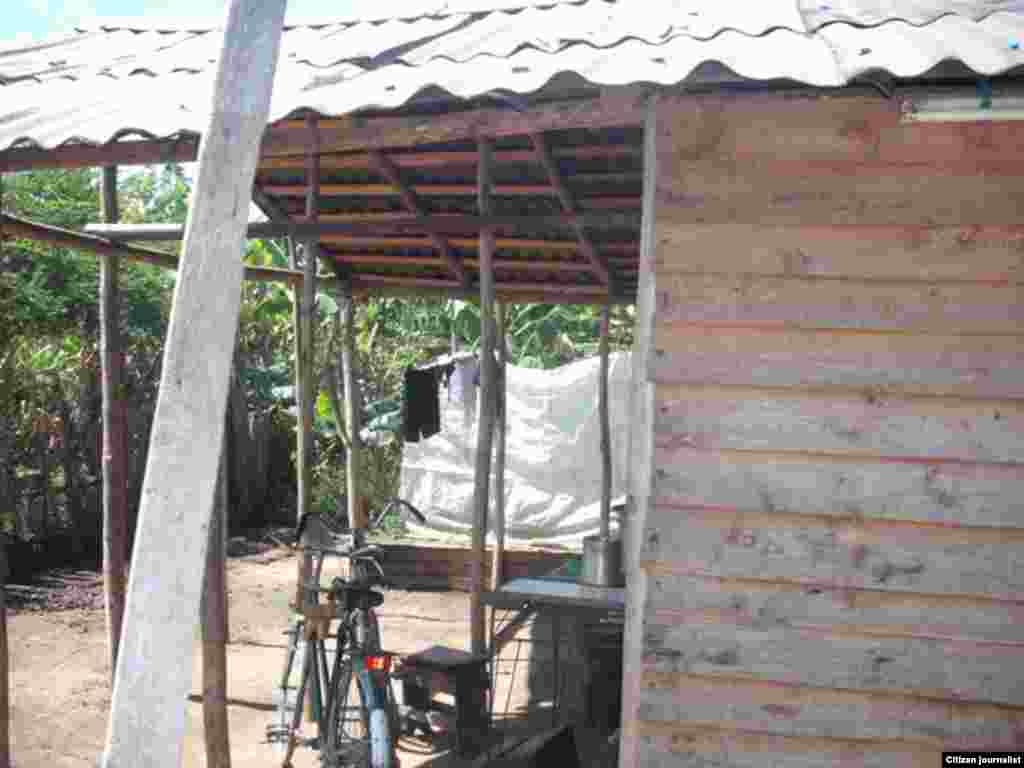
(3, 0, 426, 46)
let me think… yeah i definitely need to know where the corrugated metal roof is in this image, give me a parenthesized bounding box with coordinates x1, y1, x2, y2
(2, 0, 1024, 150)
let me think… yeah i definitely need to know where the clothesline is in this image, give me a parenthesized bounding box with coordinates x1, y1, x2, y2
(414, 350, 477, 372)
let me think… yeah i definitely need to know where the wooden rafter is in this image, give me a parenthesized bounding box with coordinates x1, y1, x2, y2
(368, 150, 467, 285)
(531, 131, 610, 286)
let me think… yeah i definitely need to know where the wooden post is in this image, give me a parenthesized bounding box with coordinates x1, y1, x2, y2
(0, 537, 8, 768)
(340, 290, 365, 531)
(470, 138, 498, 655)
(99, 164, 128, 684)
(297, 115, 320, 525)
(37, 429, 51, 540)
(287, 236, 307, 524)
(201, 435, 231, 768)
(100, 3, 286, 767)
(490, 302, 508, 590)
(599, 300, 612, 540)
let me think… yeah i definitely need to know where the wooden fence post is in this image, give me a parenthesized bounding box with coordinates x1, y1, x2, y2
(99, 3, 286, 766)
(99, 164, 128, 684)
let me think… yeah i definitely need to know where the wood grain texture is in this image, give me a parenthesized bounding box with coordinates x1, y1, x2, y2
(635, 90, 1024, 767)
(637, 720, 940, 768)
(637, 724, 937, 768)
(652, 445, 1024, 528)
(656, 274, 1024, 334)
(653, 94, 1024, 226)
(640, 616, 1024, 706)
(640, 673, 1024, 749)
(654, 94, 1024, 171)
(644, 572, 1024, 647)
(653, 224, 1024, 282)
(654, 386, 1024, 463)
(641, 504, 1024, 600)
(100, 3, 285, 767)
(650, 327, 1024, 399)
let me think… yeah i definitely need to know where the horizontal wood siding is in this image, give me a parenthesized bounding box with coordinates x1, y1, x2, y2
(628, 93, 1024, 766)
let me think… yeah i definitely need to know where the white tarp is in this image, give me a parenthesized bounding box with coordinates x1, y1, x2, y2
(398, 351, 631, 546)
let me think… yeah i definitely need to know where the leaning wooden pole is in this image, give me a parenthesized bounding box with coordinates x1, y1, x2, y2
(490, 302, 508, 591)
(99, 164, 128, 684)
(598, 301, 612, 540)
(100, 3, 286, 766)
(202, 435, 231, 768)
(470, 138, 498, 655)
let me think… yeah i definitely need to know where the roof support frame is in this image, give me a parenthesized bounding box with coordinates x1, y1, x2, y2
(368, 149, 468, 285)
(530, 130, 611, 286)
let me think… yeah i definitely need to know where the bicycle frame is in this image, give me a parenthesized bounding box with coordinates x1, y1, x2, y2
(271, 511, 409, 768)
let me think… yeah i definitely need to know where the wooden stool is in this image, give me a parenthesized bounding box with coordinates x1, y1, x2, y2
(394, 645, 490, 757)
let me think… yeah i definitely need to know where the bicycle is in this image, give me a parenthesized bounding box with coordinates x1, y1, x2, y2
(267, 500, 426, 768)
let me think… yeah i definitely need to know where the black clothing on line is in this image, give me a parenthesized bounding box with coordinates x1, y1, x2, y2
(403, 368, 440, 442)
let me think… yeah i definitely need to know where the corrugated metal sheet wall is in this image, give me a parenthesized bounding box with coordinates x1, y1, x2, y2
(622, 93, 1024, 767)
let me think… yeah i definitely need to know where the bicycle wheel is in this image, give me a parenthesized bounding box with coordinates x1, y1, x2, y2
(325, 657, 394, 768)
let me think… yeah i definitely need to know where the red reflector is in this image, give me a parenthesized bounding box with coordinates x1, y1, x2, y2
(366, 655, 391, 673)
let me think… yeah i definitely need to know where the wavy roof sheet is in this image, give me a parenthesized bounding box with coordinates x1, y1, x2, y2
(2, 0, 1024, 150)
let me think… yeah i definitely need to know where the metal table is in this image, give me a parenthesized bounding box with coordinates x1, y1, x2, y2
(482, 570, 625, 726)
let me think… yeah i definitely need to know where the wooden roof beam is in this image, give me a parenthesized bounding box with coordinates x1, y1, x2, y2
(85, 216, 642, 242)
(530, 131, 610, 286)
(1, 212, 328, 286)
(261, 90, 649, 157)
(368, 150, 467, 286)
(349, 272, 629, 301)
(259, 183, 559, 197)
(329, 251, 599, 273)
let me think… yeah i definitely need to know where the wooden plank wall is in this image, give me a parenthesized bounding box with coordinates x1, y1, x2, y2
(621, 92, 1024, 768)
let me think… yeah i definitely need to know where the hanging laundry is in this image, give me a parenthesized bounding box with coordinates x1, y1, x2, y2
(447, 358, 478, 432)
(403, 368, 440, 442)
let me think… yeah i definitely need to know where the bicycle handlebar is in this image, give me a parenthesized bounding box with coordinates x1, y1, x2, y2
(294, 499, 426, 546)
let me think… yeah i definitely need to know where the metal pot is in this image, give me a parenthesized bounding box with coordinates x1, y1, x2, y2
(580, 534, 624, 587)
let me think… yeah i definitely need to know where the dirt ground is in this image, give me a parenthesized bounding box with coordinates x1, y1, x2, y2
(9, 546, 612, 768)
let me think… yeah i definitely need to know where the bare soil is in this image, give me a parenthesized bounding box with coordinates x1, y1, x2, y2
(8, 545, 607, 768)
